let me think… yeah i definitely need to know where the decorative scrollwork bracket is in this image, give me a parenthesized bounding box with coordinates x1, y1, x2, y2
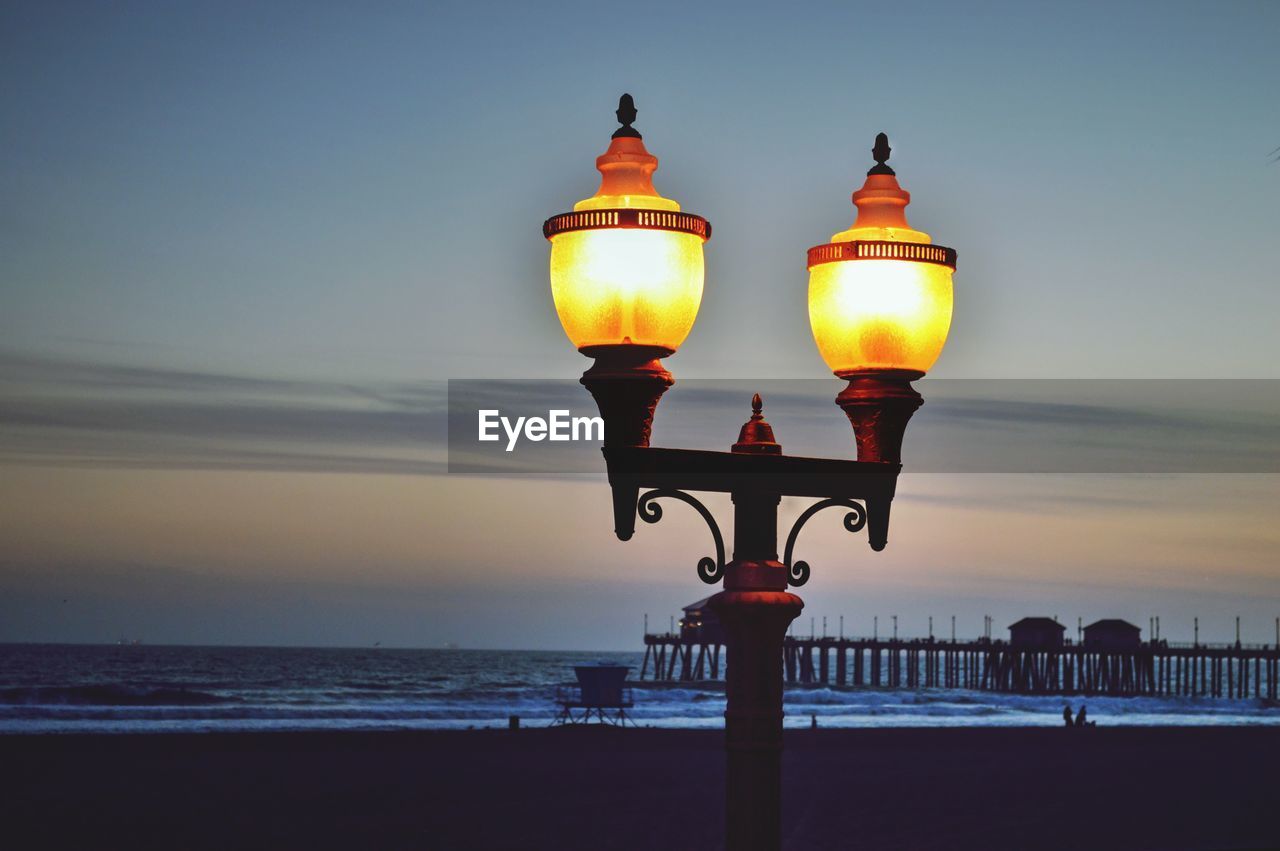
(637, 489, 726, 585)
(782, 498, 868, 587)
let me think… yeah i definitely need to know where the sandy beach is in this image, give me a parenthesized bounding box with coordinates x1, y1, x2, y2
(2, 726, 1277, 850)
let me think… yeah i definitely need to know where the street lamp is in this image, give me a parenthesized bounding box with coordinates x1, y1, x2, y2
(542, 96, 955, 851)
(808, 131, 955, 465)
(546, 93, 709, 356)
(543, 93, 710, 453)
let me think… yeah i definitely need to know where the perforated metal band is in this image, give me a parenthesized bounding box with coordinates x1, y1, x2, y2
(807, 240, 956, 270)
(543, 209, 711, 241)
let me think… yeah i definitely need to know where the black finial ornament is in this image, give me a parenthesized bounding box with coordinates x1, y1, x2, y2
(612, 93, 641, 139)
(868, 132, 895, 176)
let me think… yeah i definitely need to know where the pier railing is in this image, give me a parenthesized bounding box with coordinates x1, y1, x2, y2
(639, 634, 1280, 699)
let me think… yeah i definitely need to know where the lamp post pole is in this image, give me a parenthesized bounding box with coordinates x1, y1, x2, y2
(712, 489, 801, 850)
(543, 98, 957, 851)
(583, 392, 893, 851)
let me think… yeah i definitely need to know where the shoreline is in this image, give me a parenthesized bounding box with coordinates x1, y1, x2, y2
(4, 716, 1280, 735)
(4, 726, 1277, 849)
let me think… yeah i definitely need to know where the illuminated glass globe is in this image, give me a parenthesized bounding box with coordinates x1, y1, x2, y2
(807, 133, 955, 378)
(544, 95, 710, 355)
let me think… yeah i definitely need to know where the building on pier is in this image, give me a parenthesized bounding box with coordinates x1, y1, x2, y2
(1083, 619, 1142, 650)
(1008, 617, 1065, 649)
(680, 596, 722, 644)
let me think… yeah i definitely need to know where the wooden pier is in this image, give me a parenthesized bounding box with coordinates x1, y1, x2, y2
(640, 633, 1280, 699)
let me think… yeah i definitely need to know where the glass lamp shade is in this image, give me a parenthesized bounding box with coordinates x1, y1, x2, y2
(549, 225, 705, 351)
(808, 257, 953, 375)
(545, 110, 708, 354)
(807, 136, 955, 377)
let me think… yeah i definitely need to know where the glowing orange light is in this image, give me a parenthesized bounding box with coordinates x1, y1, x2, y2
(546, 132, 707, 353)
(809, 257, 953, 375)
(807, 139, 955, 377)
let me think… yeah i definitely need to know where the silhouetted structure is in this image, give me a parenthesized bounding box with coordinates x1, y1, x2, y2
(641, 624, 722, 681)
(553, 664, 634, 726)
(680, 596, 723, 644)
(641, 626, 1280, 699)
(1083, 619, 1142, 650)
(1009, 617, 1066, 649)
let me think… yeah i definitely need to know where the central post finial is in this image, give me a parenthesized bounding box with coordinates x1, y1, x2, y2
(868, 132, 894, 176)
(613, 93, 641, 139)
(733, 393, 781, 455)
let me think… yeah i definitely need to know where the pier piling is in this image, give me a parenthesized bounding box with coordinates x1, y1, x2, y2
(640, 632, 1280, 699)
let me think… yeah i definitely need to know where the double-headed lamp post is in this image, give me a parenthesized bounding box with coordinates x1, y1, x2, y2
(543, 95, 955, 851)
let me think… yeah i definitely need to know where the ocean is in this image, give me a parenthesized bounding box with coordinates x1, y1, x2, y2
(2, 643, 1277, 734)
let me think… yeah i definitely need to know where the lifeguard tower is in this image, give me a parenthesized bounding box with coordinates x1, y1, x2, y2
(552, 664, 635, 726)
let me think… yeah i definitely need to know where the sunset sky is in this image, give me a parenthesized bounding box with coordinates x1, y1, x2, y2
(2, 0, 1278, 648)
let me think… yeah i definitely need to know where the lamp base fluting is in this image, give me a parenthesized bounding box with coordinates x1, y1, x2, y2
(834, 369, 924, 465)
(579, 344, 674, 449)
(580, 344, 675, 541)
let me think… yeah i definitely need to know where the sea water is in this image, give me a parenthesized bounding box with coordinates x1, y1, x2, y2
(1, 643, 1276, 733)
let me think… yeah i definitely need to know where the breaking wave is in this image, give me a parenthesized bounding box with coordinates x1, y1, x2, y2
(0, 644, 1276, 734)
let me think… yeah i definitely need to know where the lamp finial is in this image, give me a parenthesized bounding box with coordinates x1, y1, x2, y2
(868, 132, 895, 176)
(613, 93, 641, 139)
(733, 393, 781, 454)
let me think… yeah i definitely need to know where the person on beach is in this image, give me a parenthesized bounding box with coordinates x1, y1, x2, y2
(1077, 705, 1093, 727)
(1063, 705, 1074, 727)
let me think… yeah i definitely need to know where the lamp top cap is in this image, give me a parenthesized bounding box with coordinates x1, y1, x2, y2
(612, 93, 641, 139)
(732, 393, 782, 455)
(868, 132, 895, 176)
(842, 131, 913, 232)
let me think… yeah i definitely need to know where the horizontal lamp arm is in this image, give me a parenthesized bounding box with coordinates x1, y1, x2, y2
(603, 446, 899, 498)
(601, 446, 900, 550)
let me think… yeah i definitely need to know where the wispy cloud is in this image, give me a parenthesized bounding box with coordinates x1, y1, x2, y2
(0, 351, 447, 474)
(3, 352, 1278, 477)
(448, 378, 1280, 474)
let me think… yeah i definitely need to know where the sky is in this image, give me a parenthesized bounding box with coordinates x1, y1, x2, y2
(1, 0, 1278, 649)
